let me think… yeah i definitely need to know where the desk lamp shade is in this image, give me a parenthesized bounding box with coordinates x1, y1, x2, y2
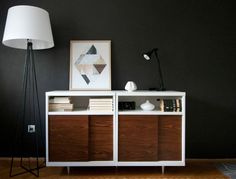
(2, 5, 54, 50)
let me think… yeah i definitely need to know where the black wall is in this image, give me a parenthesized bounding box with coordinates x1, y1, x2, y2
(0, 0, 236, 158)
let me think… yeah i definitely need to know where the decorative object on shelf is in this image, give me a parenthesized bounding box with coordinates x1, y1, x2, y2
(140, 100, 155, 111)
(70, 40, 111, 90)
(118, 101, 136, 110)
(124, 81, 137, 92)
(2, 5, 54, 177)
(143, 48, 165, 91)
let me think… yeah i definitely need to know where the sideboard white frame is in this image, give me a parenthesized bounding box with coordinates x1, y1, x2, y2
(45, 90, 186, 172)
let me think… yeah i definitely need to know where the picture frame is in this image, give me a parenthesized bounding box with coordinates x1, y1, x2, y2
(69, 40, 111, 90)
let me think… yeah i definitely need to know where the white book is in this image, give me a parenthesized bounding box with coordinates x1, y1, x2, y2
(49, 104, 73, 111)
(89, 101, 113, 104)
(49, 103, 73, 107)
(49, 108, 73, 112)
(90, 106, 113, 110)
(89, 104, 113, 108)
(89, 98, 113, 102)
(49, 97, 71, 103)
(89, 108, 113, 111)
(89, 105, 113, 108)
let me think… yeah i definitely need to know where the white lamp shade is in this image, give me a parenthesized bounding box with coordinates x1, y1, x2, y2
(2, 5, 54, 50)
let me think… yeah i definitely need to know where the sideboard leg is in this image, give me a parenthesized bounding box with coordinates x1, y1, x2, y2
(67, 166, 70, 175)
(161, 166, 165, 174)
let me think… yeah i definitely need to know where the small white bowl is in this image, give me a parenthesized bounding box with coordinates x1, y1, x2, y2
(140, 100, 155, 111)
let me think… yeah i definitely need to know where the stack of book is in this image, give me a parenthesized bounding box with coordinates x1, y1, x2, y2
(49, 97, 73, 111)
(89, 98, 113, 111)
(160, 99, 182, 112)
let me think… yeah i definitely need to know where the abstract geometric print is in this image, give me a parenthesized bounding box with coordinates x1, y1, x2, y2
(74, 45, 107, 84)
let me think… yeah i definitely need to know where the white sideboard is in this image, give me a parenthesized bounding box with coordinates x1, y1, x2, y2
(45, 90, 186, 174)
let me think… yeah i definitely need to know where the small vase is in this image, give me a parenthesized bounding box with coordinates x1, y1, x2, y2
(140, 100, 155, 111)
(125, 81, 137, 92)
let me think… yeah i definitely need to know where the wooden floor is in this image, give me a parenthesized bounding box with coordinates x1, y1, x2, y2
(0, 159, 229, 179)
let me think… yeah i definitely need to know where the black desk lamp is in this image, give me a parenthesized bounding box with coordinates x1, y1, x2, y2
(143, 48, 165, 91)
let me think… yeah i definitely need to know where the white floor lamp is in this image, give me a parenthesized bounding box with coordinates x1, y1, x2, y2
(2, 5, 54, 177)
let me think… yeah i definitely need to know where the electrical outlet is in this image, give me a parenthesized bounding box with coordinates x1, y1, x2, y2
(28, 125, 35, 133)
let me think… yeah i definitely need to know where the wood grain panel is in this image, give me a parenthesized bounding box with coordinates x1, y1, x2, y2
(118, 115, 158, 161)
(158, 115, 182, 161)
(49, 115, 88, 161)
(89, 115, 113, 161)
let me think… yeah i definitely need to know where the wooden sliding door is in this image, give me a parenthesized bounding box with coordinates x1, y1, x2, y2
(49, 115, 89, 161)
(49, 115, 113, 162)
(158, 115, 182, 160)
(118, 115, 182, 161)
(89, 115, 113, 161)
(118, 115, 158, 161)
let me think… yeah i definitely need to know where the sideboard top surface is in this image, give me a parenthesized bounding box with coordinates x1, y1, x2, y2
(46, 90, 186, 96)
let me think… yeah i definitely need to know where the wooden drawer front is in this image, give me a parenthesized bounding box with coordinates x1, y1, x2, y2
(49, 115, 88, 161)
(158, 116, 182, 161)
(118, 115, 158, 161)
(89, 115, 113, 161)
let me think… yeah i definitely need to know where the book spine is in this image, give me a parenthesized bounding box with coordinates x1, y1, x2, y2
(89, 107, 113, 111)
(179, 99, 182, 112)
(164, 99, 173, 112)
(89, 99, 113, 102)
(173, 99, 177, 112)
(89, 102, 113, 105)
(160, 99, 164, 112)
(175, 99, 182, 112)
(49, 97, 71, 103)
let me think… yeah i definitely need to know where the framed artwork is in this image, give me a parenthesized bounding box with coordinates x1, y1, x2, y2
(70, 40, 111, 90)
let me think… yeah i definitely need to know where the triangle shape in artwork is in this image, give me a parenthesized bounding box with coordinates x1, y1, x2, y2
(94, 64, 107, 74)
(86, 45, 97, 54)
(94, 55, 106, 64)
